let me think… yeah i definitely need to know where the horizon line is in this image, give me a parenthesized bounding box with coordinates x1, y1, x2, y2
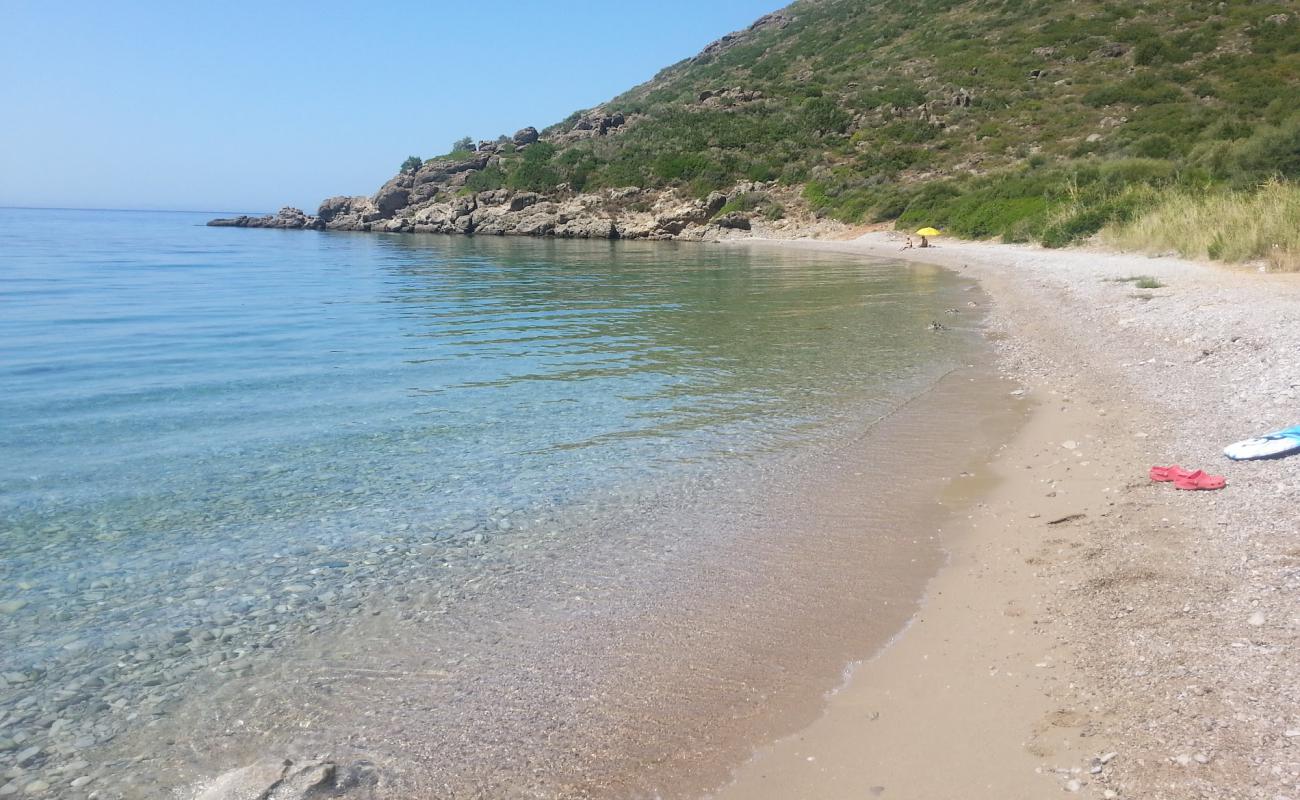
(0, 205, 264, 216)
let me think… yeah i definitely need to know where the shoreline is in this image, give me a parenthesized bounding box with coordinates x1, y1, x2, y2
(714, 232, 1300, 799)
(9, 237, 1026, 800)
(7, 221, 1295, 799)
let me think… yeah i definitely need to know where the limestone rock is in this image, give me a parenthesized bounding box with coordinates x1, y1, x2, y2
(653, 199, 713, 234)
(315, 196, 380, 229)
(414, 153, 491, 185)
(556, 216, 618, 239)
(195, 758, 378, 800)
(513, 126, 539, 146)
(567, 112, 626, 138)
(372, 175, 413, 217)
(695, 11, 791, 63)
(697, 87, 764, 108)
(317, 196, 354, 224)
(207, 207, 318, 230)
(509, 192, 541, 212)
(715, 212, 752, 231)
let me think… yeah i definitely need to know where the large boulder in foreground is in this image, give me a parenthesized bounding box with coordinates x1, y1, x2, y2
(195, 758, 379, 800)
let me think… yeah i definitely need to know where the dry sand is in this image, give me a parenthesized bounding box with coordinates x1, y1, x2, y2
(715, 233, 1300, 800)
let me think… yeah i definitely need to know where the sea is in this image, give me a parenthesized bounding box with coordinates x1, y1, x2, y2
(0, 208, 1012, 798)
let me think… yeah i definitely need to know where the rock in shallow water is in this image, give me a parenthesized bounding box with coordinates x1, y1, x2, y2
(0, 599, 28, 615)
(195, 758, 379, 800)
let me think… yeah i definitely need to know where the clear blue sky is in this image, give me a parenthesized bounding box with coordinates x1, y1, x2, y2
(1, 1, 782, 213)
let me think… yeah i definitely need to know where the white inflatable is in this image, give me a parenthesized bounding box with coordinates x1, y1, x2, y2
(1224, 425, 1300, 461)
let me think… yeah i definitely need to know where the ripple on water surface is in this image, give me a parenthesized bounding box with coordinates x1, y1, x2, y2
(0, 209, 992, 798)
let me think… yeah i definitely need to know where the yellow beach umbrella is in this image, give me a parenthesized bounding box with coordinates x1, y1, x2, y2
(915, 227, 941, 237)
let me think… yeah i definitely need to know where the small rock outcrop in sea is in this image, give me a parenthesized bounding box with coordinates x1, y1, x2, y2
(208, 207, 321, 230)
(195, 758, 379, 800)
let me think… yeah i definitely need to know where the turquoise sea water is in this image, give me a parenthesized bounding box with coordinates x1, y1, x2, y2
(0, 208, 977, 796)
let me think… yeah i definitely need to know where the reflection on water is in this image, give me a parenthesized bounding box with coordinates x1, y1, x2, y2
(0, 210, 973, 799)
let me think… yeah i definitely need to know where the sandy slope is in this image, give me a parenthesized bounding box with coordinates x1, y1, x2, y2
(717, 233, 1300, 800)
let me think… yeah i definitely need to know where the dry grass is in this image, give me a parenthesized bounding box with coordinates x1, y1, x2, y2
(1102, 180, 1300, 272)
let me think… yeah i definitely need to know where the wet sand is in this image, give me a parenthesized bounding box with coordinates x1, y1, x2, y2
(714, 380, 1117, 799)
(721, 233, 1300, 799)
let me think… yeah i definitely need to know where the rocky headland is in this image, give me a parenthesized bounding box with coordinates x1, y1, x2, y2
(208, 124, 828, 242)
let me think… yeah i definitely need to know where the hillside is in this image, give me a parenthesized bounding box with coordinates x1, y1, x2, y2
(213, 0, 1300, 262)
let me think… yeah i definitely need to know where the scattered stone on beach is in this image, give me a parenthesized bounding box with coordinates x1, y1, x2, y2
(1247, 610, 1266, 626)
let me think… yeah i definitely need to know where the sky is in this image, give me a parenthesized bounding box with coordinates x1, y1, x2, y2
(0, 1, 783, 213)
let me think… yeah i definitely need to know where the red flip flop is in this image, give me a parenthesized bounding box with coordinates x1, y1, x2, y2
(1173, 470, 1226, 491)
(1150, 465, 1194, 482)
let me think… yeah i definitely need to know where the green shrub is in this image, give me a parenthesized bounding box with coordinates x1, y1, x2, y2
(464, 165, 506, 193)
(801, 97, 853, 135)
(1230, 114, 1300, 181)
(1133, 133, 1177, 158)
(1134, 38, 1190, 66)
(1040, 206, 1112, 247)
(1083, 74, 1183, 107)
(653, 152, 716, 182)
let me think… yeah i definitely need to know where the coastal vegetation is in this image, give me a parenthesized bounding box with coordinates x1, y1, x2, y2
(230, 0, 1299, 267)
(476, 0, 1300, 262)
(1104, 179, 1300, 271)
